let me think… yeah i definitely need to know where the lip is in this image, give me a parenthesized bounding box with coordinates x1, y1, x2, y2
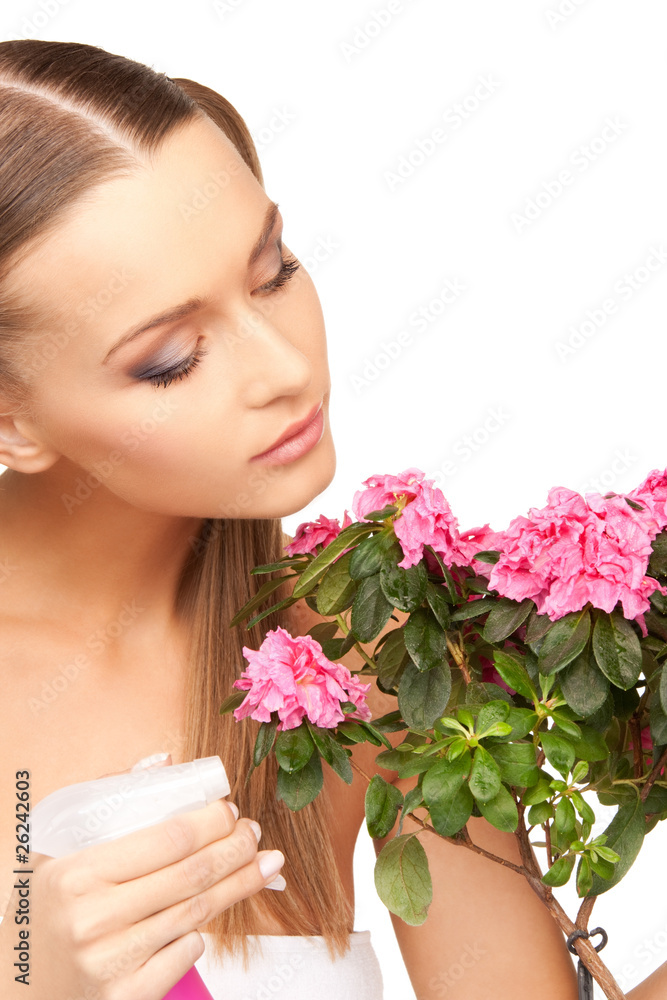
(251, 401, 324, 462)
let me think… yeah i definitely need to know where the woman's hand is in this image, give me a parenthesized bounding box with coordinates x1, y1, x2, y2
(0, 755, 285, 999)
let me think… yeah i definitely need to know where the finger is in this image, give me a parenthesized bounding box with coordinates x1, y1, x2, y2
(114, 847, 285, 972)
(72, 798, 240, 885)
(118, 929, 205, 1000)
(111, 818, 262, 928)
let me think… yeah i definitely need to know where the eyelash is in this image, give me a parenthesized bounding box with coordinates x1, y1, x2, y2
(141, 251, 301, 389)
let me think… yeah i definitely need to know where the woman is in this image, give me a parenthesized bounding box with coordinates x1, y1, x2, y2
(0, 38, 654, 999)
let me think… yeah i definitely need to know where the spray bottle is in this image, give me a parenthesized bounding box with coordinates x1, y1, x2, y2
(30, 755, 232, 1000)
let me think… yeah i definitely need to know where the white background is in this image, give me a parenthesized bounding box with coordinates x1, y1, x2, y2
(1, 1, 666, 997)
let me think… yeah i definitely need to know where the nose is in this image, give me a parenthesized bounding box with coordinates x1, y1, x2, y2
(231, 302, 313, 406)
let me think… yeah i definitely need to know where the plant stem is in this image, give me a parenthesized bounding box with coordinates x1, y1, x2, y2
(350, 752, 627, 997)
(446, 636, 471, 684)
(544, 819, 553, 867)
(333, 613, 377, 671)
(629, 714, 644, 778)
(640, 745, 667, 802)
(514, 802, 625, 999)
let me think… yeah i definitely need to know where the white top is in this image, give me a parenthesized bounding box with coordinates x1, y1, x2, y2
(195, 930, 385, 999)
(0, 914, 384, 998)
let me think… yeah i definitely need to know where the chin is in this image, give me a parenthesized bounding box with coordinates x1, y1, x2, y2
(252, 440, 337, 520)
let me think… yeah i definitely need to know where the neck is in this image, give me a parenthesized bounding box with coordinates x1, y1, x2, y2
(0, 463, 205, 637)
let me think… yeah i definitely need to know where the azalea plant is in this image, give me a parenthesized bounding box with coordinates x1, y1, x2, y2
(220, 467, 667, 1000)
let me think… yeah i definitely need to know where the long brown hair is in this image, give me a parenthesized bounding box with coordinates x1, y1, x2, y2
(0, 40, 352, 967)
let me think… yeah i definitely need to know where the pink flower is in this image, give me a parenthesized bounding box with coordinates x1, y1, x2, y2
(284, 511, 353, 556)
(487, 486, 667, 622)
(352, 467, 467, 570)
(456, 524, 507, 580)
(626, 468, 667, 533)
(233, 626, 372, 731)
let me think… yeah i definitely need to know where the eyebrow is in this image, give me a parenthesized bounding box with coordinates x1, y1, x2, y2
(102, 199, 281, 365)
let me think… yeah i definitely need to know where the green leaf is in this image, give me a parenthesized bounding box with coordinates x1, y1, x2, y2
(358, 720, 393, 750)
(481, 597, 534, 643)
(398, 786, 425, 836)
(349, 530, 394, 580)
(316, 549, 358, 616)
(276, 753, 323, 811)
(245, 595, 299, 630)
(320, 633, 357, 661)
(525, 608, 556, 642)
(365, 774, 405, 838)
(648, 530, 667, 577)
(306, 620, 340, 644)
(555, 797, 577, 835)
(379, 555, 428, 616)
(487, 742, 540, 787)
(492, 650, 537, 702)
(335, 720, 368, 743)
(650, 696, 667, 747)
(549, 711, 581, 740)
(251, 555, 310, 575)
(350, 573, 395, 642)
(422, 754, 473, 836)
(477, 784, 519, 832)
(503, 708, 538, 740)
(292, 523, 377, 598)
(469, 746, 502, 803)
(659, 664, 667, 717)
(560, 646, 610, 717)
(450, 598, 496, 622)
(375, 628, 409, 691)
(477, 700, 510, 735)
(538, 609, 591, 675)
(274, 725, 315, 773)
(471, 549, 501, 565)
(403, 608, 447, 672)
(568, 725, 609, 762)
(398, 661, 452, 729)
(219, 689, 247, 715)
(589, 855, 616, 881)
(305, 721, 353, 784)
(522, 778, 553, 805)
(571, 790, 596, 825)
(541, 730, 576, 776)
(425, 581, 452, 630)
(576, 855, 593, 897)
(541, 854, 575, 887)
(588, 797, 646, 895)
(374, 834, 432, 925)
(253, 716, 278, 767)
(364, 504, 399, 521)
(230, 574, 297, 628)
(527, 801, 554, 825)
(592, 610, 643, 690)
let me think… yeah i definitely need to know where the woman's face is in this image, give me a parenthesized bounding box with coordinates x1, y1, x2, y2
(5, 113, 335, 519)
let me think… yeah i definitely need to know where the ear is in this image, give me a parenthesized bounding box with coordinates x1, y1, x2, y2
(0, 411, 61, 473)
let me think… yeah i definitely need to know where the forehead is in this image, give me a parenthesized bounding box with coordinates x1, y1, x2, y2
(5, 115, 266, 332)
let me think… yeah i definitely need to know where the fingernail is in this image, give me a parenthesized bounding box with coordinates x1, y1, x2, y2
(248, 820, 262, 843)
(131, 752, 171, 772)
(258, 850, 284, 880)
(265, 874, 286, 891)
(227, 801, 240, 820)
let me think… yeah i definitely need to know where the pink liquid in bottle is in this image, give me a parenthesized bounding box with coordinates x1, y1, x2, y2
(163, 965, 215, 999)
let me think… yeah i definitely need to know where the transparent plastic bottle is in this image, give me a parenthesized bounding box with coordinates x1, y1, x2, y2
(31, 756, 231, 1000)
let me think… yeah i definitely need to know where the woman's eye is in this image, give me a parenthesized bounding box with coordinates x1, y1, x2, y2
(137, 344, 209, 389)
(254, 252, 301, 295)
